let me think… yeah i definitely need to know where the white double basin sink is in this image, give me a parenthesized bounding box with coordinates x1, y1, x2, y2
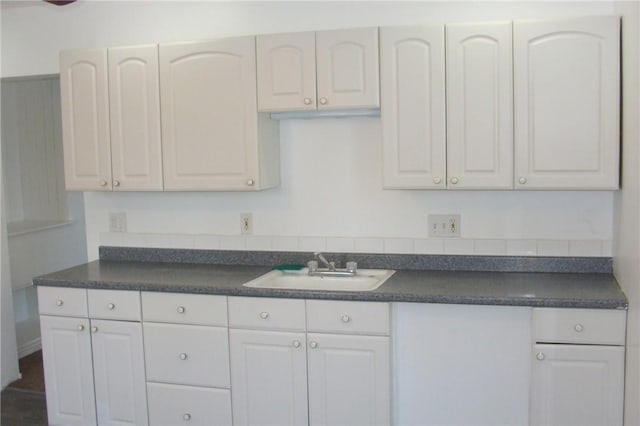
(243, 268, 395, 292)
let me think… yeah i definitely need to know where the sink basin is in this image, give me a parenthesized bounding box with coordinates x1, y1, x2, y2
(243, 268, 395, 292)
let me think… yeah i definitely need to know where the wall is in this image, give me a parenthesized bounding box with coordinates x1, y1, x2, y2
(614, 2, 640, 425)
(1, 1, 617, 261)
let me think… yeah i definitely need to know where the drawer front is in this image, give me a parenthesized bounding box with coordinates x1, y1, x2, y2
(37, 286, 88, 317)
(306, 300, 390, 335)
(142, 292, 227, 326)
(88, 289, 141, 321)
(228, 296, 305, 331)
(533, 308, 626, 345)
(147, 382, 232, 426)
(144, 323, 230, 388)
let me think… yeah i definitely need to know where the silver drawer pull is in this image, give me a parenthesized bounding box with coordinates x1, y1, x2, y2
(107, 303, 115, 310)
(574, 323, 584, 332)
(177, 306, 186, 314)
(293, 340, 301, 348)
(260, 311, 269, 319)
(179, 353, 188, 360)
(536, 352, 545, 361)
(56, 299, 64, 307)
(183, 413, 191, 421)
(91, 326, 98, 333)
(309, 341, 318, 349)
(341, 315, 351, 323)
(77, 325, 85, 331)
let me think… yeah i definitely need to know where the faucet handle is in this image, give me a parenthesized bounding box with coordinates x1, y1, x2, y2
(346, 261, 357, 273)
(307, 260, 318, 272)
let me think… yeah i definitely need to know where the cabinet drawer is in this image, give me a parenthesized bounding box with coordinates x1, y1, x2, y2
(37, 286, 88, 317)
(142, 292, 227, 326)
(533, 308, 626, 345)
(307, 300, 390, 335)
(144, 323, 230, 388)
(88, 289, 141, 321)
(147, 382, 232, 426)
(228, 296, 305, 331)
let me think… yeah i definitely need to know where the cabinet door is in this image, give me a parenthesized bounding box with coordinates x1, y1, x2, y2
(380, 25, 446, 188)
(91, 319, 148, 426)
(307, 333, 390, 426)
(40, 315, 96, 426)
(514, 16, 620, 189)
(159, 36, 261, 190)
(108, 44, 163, 191)
(316, 27, 380, 110)
(531, 344, 624, 426)
(60, 48, 112, 191)
(446, 21, 513, 189)
(257, 32, 317, 112)
(229, 329, 308, 426)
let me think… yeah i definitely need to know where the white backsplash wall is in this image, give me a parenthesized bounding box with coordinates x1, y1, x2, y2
(85, 118, 614, 260)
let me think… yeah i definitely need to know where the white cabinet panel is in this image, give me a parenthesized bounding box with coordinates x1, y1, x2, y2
(37, 286, 88, 318)
(380, 25, 446, 189)
(160, 36, 279, 191)
(531, 344, 624, 426)
(60, 48, 112, 191)
(446, 21, 513, 189)
(306, 300, 389, 335)
(316, 27, 380, 110)
(392, 303, 531, 425)
(229, 329, 308, 426)
(108, 44, 163, 191)
(147, 382, 232, 426)
(228, 296, 306, 331)
(40, 315, 96, 426)
(514, 16, 620, 189)
(88, 289, 141, 321)
(257, 32, 317, 112)
(307, 333, 390, 426)
(142, 292, 228, 326)
(533, 307, 627, 345)
(91, 319, 148, 426)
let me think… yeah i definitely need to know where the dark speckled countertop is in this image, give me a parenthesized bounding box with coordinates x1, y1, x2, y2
(32, 247, 628, 309)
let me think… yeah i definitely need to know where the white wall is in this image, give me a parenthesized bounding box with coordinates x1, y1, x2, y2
(1, 0, 618, 261)
(614, 2, 640, 425)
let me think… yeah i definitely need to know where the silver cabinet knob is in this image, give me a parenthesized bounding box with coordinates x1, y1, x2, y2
(260, 311, 269, 319)
(303, 97, 312, 105)
(247, 179, 255, 186)
(77, 325, 85, 331)
(107, 303, 115, 310)
(293, 340, 301, 348)
(574, 323, 584, 332)
(177, 306, 186, 314)
(433, 177, 442, 185)
(183, 413, 191, 421)
(536, 352, 545, 361)
(56, 299, 64, 307)
(113, 180, 120, 187)
(179, 353, 188, 360)
(91, 326, 98, 333)
(519, 177, 527, 184)
(319, 97, 327, 105)
(100, 180, 108, 187)
(450, 177, 459, 185)
(341, 315, 351, 323)
(309, 341, 318, 349)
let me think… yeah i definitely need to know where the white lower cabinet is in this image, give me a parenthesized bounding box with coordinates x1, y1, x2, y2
(147, 382, 232, 426)
(228, 297, 390, 426)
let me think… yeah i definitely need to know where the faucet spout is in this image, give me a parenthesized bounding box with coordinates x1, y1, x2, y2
(314, 252, 336, 271)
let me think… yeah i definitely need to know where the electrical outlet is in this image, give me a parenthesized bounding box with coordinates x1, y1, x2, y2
(109, 212, 127, 233)
(240, 213, 253, 235)
(428, 214, 460, 238)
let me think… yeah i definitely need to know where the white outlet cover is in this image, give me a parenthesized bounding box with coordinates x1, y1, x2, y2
(240, 213, 253, 235)
(109, 212, 127, 233)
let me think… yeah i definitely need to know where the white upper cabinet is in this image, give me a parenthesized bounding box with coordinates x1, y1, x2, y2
(257, 28, 379, 112)
(380, 25, 446, 189)
(160, 36, 280, 191)
(514, 16, 620, 189)
(446, 21, 514, 189)
(108, 44, 163, 191)
(60, 48, 112, 191)
(257, 32, 317, 112)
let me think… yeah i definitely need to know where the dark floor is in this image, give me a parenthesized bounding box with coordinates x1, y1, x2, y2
(1, 351, 47, 426)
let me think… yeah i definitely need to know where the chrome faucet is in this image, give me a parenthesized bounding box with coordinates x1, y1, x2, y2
(306, 252, 357, 277)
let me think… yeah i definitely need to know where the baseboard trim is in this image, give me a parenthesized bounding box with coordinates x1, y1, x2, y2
(18, 337, 41, 358)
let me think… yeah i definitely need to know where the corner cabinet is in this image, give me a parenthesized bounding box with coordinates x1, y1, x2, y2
(257, 28, 379, 112)
(514, 16, 620, 190)
(60, 45, 163, 191)
(159, 36, 279, 191)
(380, 25, 446, 189)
